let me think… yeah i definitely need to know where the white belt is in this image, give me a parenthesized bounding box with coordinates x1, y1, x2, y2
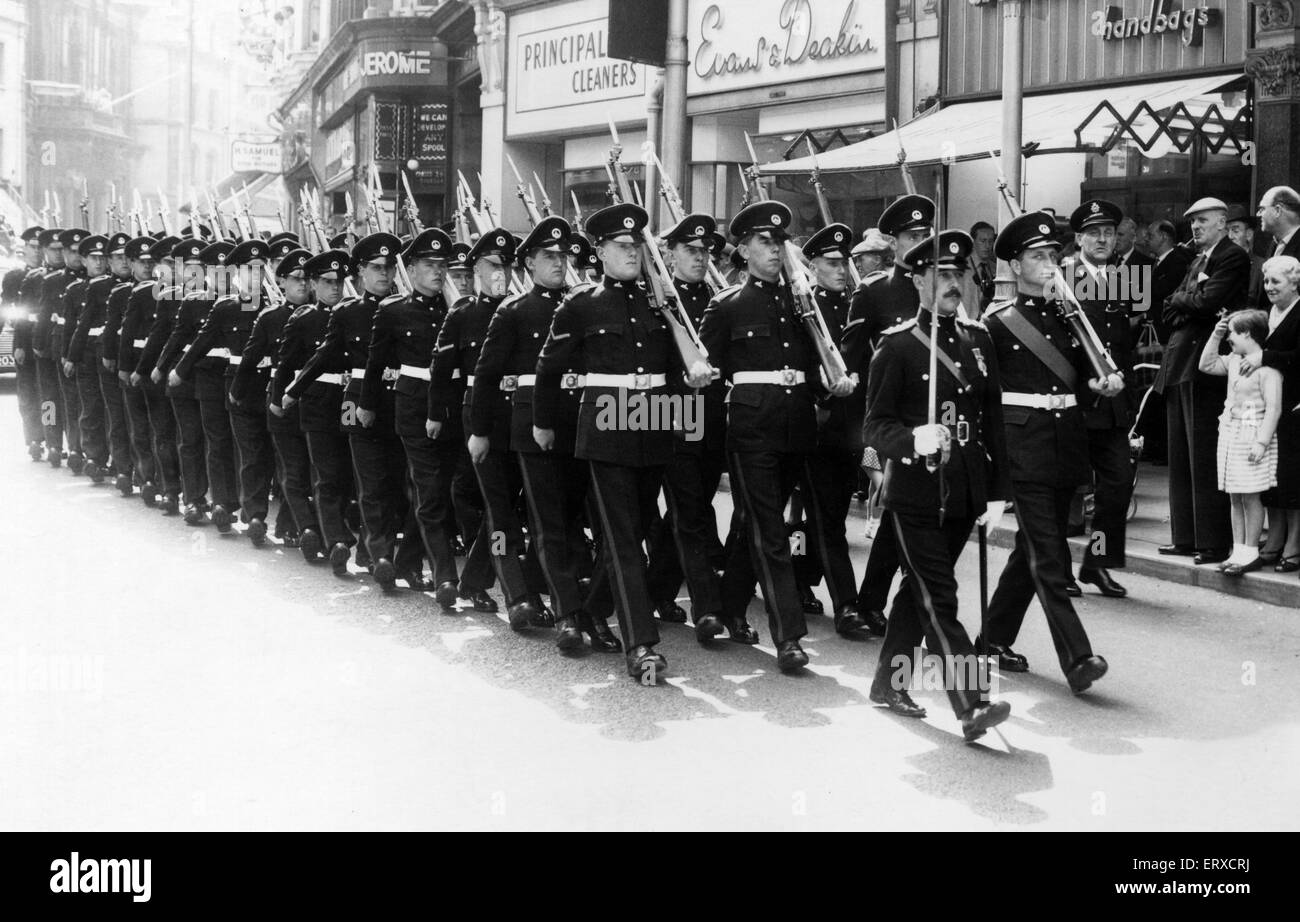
(451, 368, 462, 380)
(499, 374, 535, 392)
(27, 312, 39, 322)
(317, 372, 344, 385)
(1002, 392, 1078, 410)
(399, 364, 431, 381)
(208, 347, 231, 359)
(87, 326, 105, 337)
(464, 374, 475, 387)
(732, 370, 807, 386)
(561, 372, 585, 390)
(131, 338, 147, 348)
(349, 366, 400, 382)
(228, 355, 271, 369)
(585, 372, 666, 390)
(52, 314, 65, 325)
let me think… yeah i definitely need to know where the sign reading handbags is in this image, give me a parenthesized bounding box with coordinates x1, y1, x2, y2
(1091, 1, 1221, 47)
(686, 0, 885, 96)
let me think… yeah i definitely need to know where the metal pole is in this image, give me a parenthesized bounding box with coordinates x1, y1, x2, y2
(646, 73, 663, 227)
(660, 0, 689, 216)
(183, 0, 194, 220)
(995, 0, 1026, 303)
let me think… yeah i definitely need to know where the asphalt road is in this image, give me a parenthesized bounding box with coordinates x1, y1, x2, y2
(0, 380, 1296, 831)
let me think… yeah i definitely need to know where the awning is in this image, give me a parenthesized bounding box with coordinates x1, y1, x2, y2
(762, 74, 1242, 174)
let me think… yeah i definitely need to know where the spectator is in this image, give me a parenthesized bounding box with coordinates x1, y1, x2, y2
(1198, 309, 1282, 575)
(1136, 219, 1193, 464)
(1115, 217, 1149, 265)
(1227, 204, 1264, 306)
(1256, 186, 1300, 308)
(1154, 198, 1250, 564)
(1252, 255, 1300, 573)
(850, 228, 894, 281)
(971, 220, 997, 310)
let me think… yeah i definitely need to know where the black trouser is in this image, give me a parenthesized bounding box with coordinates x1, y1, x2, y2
(271, 426, 315, 536)
(35, 356, 64, 452)
(121, 379, 156, 487)
(141, 380, 180, 497)
(1082, 426, 1134, 569)
(646, 446, 725, 618)
(99, 367, 132, 478)
(198, 395, 239, 508)
(802, 443, 859, 611)
(401, 432, 460, 587)
(229, 404, 274, 522)
(587, 459, 663, 650)
(721, 450, 808, 645)
(858, 513, 899, 614)
(169, 394, 208, 506)
(876, 512, 985, 718)
(350, 430, 422, 571)
(305, 429, 356, 548)
(75, 362, 108, 466)
(470, 448, 530, 605)
(518, 451, 591, 620)
(453, 443, 493, 593)
(987, 480, 1094, 676)
(16, 356, 43, 445)
(57, 357, 82, 456)
(1166, 376, 1231, 550)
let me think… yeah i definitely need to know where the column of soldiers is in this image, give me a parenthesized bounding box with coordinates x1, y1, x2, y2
(5, 180, 1154, 743)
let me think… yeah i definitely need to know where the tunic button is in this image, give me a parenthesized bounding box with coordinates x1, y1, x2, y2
(783, 342, 789, 347)
(470, 341, 477, 347)
(599, 329, 605, 334)
(1013, 344, 1020, 350)
(1054, 412, 1061, 418)
(747, 331, 754, 337)
(630, 318, 636, 323)
(922, 373, 929, 381)
(533, 332, 539, 338)
(636, 342, 642, 347)
(954, 361, 961, 367)
(637, 366, 644, 372)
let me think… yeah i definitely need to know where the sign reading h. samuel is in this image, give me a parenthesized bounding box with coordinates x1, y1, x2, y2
(231, 140, 281, 174)
(686, 0, 885, 96)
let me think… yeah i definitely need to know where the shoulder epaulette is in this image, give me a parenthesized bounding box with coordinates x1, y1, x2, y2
(379, 292, 406, 308)
(860, 270, 889, 288)
(984, 299, 1014, 316)
(957, 314, 988, 331)
(132, 280, 155, 293)
(710, 283, 743, 303)
(499, 291, 528, 310)
(882, 318, 917, 336)
(25, 268, 46, 280)
(563, 282, 597, 302)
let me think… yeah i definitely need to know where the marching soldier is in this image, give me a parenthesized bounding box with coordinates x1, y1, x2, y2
(49, 228, 91, 475)
(117, 236, 173, 508)
(698, 200, 854, 669)
(864, 230, 1012, 741)
(278, 250, 362, 576)
(100, 233, 146, 496)
(33, 228, 69, 467)
(981, 212, 1115, 695)
(5, 226, 47, 460)
(63, 234, 112, 483)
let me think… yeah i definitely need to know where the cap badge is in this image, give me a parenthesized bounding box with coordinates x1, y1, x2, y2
(1039, 224, 1051, 234)
(949, 242, 960, 254)
(834, 232, 844, 242)
(912, 210, 922, 221)
(379, 246, 389, 255)
(772, 214, 783, 226)
(623, 217, 635, 229)
(1091, 202, 1100, 213)
(330, 261, 339, 270)
(694, 225, 704, 236)
(551, 228, 561, 239)
(496, 235, 505, 245)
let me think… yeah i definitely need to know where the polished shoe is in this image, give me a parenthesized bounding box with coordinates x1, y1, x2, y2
(329, 542, 351, 576)
(861, 609, 888, 636)
(1275, 555, 1300, 573)
(1193, 547, 1231, 565)
(355, 547, 373, 570)
(1066, 654, 1108, 694)
(159, 494, 179, 516)
(960, 700, 1011, 742)
(142, 482, 160, 507)
(1223, 557, 1267, 577)
(775, 640, 809, 672)
(28, 442, 43, 462)
(555, 615, 584, 652)
(116, 473, 133, 497)
(1065, 578, 1082, 597)
(728, 616, 760, 645)
(84, 459, 104, 483)
(183, 504, 205, 526)
(507, 598, 537, 631)
(1258, 549, 1282, 566)
(1079, 566, 1127, 597)
(432, 580, 459, 610)
(799, 585, 824, 615)
(579, 613, 622, 653)
(67, 452, 85, 476)
(246, 518, 268, 547)
(281, 533, 301, 549)
(833, 604, 870, 638)
(529, 596, 555, 627)
(211, 504, 233, 533)
(694, 613, 725, 643)
(868, 685, 927, 718)
(460, 589, 497, 613)
(1157, 543, 1195, 556)
(372, 558, 397, 592)
(656, 601, 688, 623)
(625, 645, 667, 682)
(299, 528, 323, 561)
(48, 449, 62, 469)
(398, 571, 433, 591)
(977, 638, 1029, 673)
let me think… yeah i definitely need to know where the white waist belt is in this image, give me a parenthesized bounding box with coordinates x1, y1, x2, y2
(585, 372, 667, 390)
(208, 347, 231, 358)
(498, 374, 535, 392)
(87, 326, 105, 337)
(399, 364, 431, 381)
(228, 355, 271, 369)
(52, 314, 65, 325)
(464, 375, 475, 387)
(451, 368, 462, 380)
(561, 372, 585, 390)
(732, 370, 807, 386)
(316, 372, 344, 386)
(27, 312, 39, 322)
(349, 367, 399, 382)
(1002, 392, 1078, 410)
(131, 338, 147, 348)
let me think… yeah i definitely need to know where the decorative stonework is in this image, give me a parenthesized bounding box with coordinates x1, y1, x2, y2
(474, 1, 505, 97)
(1246, 45, 1300, 99)
(1250, 0, 1295, 32)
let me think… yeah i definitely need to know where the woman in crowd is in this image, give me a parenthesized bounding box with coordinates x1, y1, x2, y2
(1252, 256, 1300, 574)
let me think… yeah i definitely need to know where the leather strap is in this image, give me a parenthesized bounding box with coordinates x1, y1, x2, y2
(999, 305, 1077, 390)
(909, 327, 971, 391)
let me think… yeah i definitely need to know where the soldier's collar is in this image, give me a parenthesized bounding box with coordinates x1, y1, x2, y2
(532, 282, 561, 298)
(603, 276, 634, 290)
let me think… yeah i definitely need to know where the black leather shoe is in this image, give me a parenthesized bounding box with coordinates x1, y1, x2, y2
(579, 613, 622, 653)
(116, 473, 133, 497)
(211, 504, 233, 533)
(355, 546, 372, 570)
(961, 701, 1011, 741)
(1222, 558, 1263, 576)
(776, 640, 809, 672)
(68, 452, 85, 476)
(869, 685, 927, 718)
(728, 616, 760, 645)
(49, 450, 62, 469)
(656, 601, 688, 623)
(399, 571, 433, 591)
(84, 459, 104, 483)
(862, 609, 888, 636)
(329, 542, 351, 576)
(28, 442, 43, 462)
(183, 504, 205, 526)
(373, 558, 397, 592)
(142, 482, 159, 507)
(299, 528, 323, 561)
(247, 518, 267, 547)
(694, 613, 725, 643)
(430, 580, 457, 609)
(799, 585, 824, 615)
(461, 589, 497, 613)
(625, 645, 667, 682)
(1157, 543, 1195, 556)
(977, 638, 1029, 673)
(1274, 555, 1300, 573)
(1194, 547, 1231, 565)
(1066, 654, 1108, 694)
(834, 604, 870, 638)
(1079, 566, 1127, 597)
(1065, 577, 1082, 597)
(529, 596, 555, 627)
(555, 615, 584, 652)
(159, 494, 179, 516)
(507, 599, 537, 631)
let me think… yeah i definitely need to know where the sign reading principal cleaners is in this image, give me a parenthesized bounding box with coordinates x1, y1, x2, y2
(1091, 1, 1220, 46)
(686, 0, 885, 96)
(508, 0, 648, 137)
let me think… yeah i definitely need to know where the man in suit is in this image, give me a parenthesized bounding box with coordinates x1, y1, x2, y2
(1256, 186, 1300, 307)
(1155, 198, 1250, 564)
(1227, 205, 1264, 308)
(970, 221, 998, 313)
(1134, 219, 1192, 467)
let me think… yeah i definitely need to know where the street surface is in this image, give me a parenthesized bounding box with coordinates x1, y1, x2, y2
(0, 381, 1295, 831)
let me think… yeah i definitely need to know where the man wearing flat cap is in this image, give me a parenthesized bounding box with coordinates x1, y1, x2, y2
(1154, 197, 1249, 564)
(864, 229, 1012, 740)
(3, 226, 47, 459)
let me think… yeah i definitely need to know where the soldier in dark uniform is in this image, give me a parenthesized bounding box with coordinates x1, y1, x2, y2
(1063, 199, 1137, 598)
(63, 234, 111, 483)
(535, 203, 709, 680)
(170, 240, 240, 531)
(115, 237, 166, 507)
(47, 228, 90, 475)
(698, 200, 855, 670)
(981, 212, 1115, 695)
(360, 228, 463, 606)
(864, 229, 1013, 740)
(278, 250, 361, 576)
(131, 234, 184, 509)
(843, 195, 935, 633)
(644, 214, 727, 638)
(32, 228, 70, 467)
(4, 226, 46, 459)
(150, 238, 210, 523)
(98, 233, 142, 495)
(433, 228, 541, 626)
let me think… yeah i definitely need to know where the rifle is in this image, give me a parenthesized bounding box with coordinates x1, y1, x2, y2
(40, 190, 50, 227)
(507, 154, 543, 226)
(651, 150, 728, 292)
(52, 191, 64, 227)
(240, 182, 260, 238)
(805, 138, 861, 289)
(738, 163, 754, 208)
(925, 170, 946, 480)
(109, 183, 121, 234)
(343, 191, 359, 247)
(301, 185, 358, 298)
(157, 189, 175, 237)
(205, 187, 231, 241)
(533, 172, 553, 217)
(894, 118, 918, 196)
(987, 148, 1024, 222)
(401, 169, 462, 304)
(570, 191, 584, 229)
(80, 179, 91, 231)
(477, 173, 500, 227)
(146, 198, 159, 236)
(456, 171, 523, 296)
(129, 190, 145, 237)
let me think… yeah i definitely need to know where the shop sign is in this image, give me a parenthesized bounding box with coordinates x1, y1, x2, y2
(1090, 1, 1220, 47)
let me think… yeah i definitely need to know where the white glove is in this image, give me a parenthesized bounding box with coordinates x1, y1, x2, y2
(912, 424, 950, 457)
(976, 500, 1005, 535)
